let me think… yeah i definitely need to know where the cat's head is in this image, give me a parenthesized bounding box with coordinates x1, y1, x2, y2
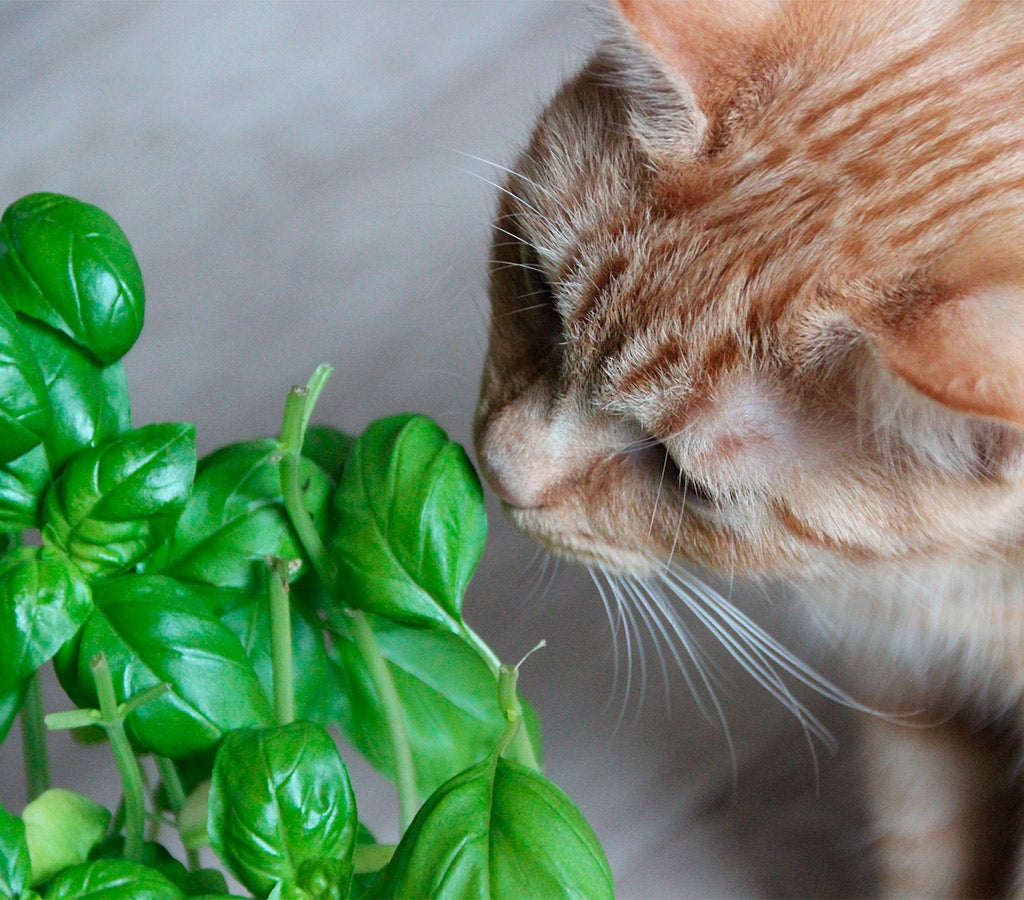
(474, 0, 1024, 582)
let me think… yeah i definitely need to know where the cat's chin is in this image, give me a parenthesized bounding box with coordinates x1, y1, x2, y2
(503, 503, 663, 577)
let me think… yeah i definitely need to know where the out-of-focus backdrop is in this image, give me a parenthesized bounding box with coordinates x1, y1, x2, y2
(0, 3, 874, 895)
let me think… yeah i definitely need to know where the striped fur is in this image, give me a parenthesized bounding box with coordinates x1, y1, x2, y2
(475, 2, 1024, 894)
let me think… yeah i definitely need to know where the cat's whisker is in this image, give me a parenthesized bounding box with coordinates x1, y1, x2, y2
(492, 301, 557, 322)
(620, 576, 674, 716)
(648, 443, 671, 538)
(454, 151, 574, 219)
(606, 571, 647, 729)
(597, 571, 632, 725)
(538, 553, 562, 605)
(489, 259, 549, 277)
(656, 568, 836, 779)
(635, 574, 739, 777)
(458, 168, 567, 245)
(590, 568, 623, 705)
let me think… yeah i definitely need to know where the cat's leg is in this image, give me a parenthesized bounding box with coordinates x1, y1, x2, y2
(859, 714, 1014, 898)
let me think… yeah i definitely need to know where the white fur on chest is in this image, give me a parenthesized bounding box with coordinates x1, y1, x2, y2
(801, 560, 1024, 720)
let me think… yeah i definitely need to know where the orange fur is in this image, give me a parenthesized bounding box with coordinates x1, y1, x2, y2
(475, 1, 1024, 894)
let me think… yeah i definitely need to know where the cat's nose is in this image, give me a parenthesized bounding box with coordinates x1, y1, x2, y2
(474, 387, 570, 510)
(475, 431, 547, 510)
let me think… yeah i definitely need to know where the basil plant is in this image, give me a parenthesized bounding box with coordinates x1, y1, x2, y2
(0, 193, 614, 900)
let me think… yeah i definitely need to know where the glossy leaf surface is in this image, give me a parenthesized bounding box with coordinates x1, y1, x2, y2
(330, 414, 486, 629)
(0, 298, 50, 465)
(42, 860, 183, 900)
(149, 439, 330, 593)
(0, 547, 91, 693)
(42, 423, 195, 577)
(0, 804, 30, 900)
(208, 721, 357, 897)
(0, 444, 51, 532)
(18, 316, 130, 470)
(58, 575, 271, 758)
(371, 757, 613, 900)
(219, 587, 346, 727)
(0, 193, 144, 365)
(331, 612, 510, 801)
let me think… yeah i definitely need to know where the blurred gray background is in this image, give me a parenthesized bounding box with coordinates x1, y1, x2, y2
(0, 3, 874, 896)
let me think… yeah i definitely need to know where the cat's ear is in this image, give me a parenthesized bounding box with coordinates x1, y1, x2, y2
(606, 0, 778, 154)
(874, 228, 1024, 429)
(876, 283, 1024, 428)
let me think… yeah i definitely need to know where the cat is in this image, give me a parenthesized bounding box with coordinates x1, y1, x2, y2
(473, 0, 1024, 895)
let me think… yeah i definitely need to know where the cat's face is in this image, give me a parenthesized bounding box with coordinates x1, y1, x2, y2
(474, 0, 1024, 583)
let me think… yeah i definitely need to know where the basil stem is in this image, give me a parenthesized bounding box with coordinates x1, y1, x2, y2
(350, 609, 419, 830)
(278, 367, 419, 829)
(90, 652, 146, 862)
(154, 755, 201, 871)
(278, 365, 336, 590)
(20, 671, 49, 802)
(266, 556, 296, 726)
(460, 622, 540, 772)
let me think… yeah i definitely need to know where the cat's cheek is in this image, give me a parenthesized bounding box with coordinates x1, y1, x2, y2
(664, 375, 836, 495)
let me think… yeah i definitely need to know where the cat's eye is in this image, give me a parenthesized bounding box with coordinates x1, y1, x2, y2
(646, 439, 717, 510)
(513, 238, 563, 352)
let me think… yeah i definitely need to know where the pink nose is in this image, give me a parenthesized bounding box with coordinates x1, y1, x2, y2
(476, 438, 544, 509)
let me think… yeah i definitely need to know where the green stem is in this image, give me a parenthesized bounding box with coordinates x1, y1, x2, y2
(155, 756, 200, 871)
(279, 366, 337, 590)
(276, 367, 421, 828)
(350, 610, 419, 830)
(90, 654, 146, 862)
(460, 623, 540, 772)
(20, 671, 50, 801)
(267, 558, 296, 726)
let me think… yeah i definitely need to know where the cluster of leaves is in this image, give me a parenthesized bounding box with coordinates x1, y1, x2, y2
(0, 194, 614, 899)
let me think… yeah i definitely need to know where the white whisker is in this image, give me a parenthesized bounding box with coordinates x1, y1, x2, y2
(637, 576, 739, 779)
(620, 577, 673, 715)
(590, 569, 623, 703)
(453, 151, 573, 219)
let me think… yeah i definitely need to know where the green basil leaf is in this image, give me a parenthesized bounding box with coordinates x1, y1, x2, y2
(55, 574, 272, 758)
(42, 860, 184, 900)
(90, 839, 228, 898)
(148, 440, 330, 593)
(0, 444, 51, 532)
(42, 423, 196, 578)
(370, 757, 613, 900)
(295, 858, 351, 900)
(330, 612, 513, 801)
(0, 194, 144, 365)
(0, 298, 50, 466)
(23, 788, 110, 886)
(330, 414, 486, 629)
(302, 426, 354, 484)
(18, 317, 131, 471)
(0, 679, 27, 746)
(208, 721, 357, 897)
(0, 547, 91, 692)
(0, 803, 30, 899)
(219, 588, 346, 727)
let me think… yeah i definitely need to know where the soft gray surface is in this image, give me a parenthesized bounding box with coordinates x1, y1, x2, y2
(0, 3, 874, 896)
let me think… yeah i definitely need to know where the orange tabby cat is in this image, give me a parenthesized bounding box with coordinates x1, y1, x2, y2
(474, 0, 1024, 895)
